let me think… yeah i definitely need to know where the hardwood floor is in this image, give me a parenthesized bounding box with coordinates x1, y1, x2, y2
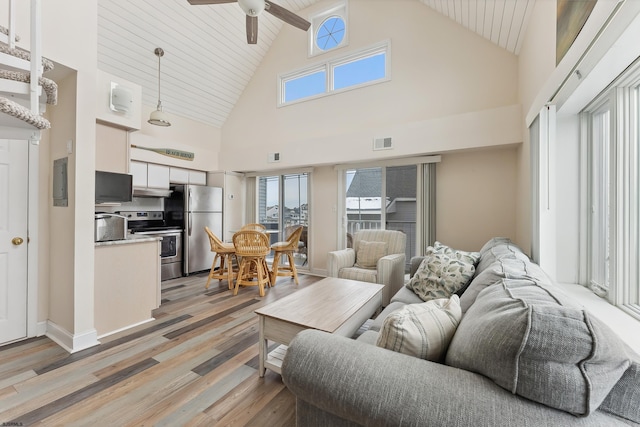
(0, 272, 323, 426)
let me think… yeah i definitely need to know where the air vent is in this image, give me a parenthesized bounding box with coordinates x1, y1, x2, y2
(268, 152, 281, 163)
(373, 137, 393, 151)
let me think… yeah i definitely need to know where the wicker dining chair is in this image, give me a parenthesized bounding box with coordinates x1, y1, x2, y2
(270, 225, 304, 285)
(240, 223, 266, 232)
(204, 226, 238, 290)
(232, 230, 271, 297)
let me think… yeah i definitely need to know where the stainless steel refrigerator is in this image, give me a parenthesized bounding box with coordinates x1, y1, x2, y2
(166, 185, 223, 275)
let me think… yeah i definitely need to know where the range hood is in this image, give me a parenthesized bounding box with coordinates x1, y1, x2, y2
(132, 187, 173, 198)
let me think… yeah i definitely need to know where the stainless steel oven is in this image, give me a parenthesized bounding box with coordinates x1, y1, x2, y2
(119, 211, 184, 281)
(133, 229, 183, 280)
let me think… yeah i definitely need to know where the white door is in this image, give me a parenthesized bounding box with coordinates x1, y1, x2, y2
(0, 139, 29, 344)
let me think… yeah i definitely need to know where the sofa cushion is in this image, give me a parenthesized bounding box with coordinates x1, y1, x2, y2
(355, 329, 380, 345)
(391, 285, 424, 305)
(474, 240, 530, 277)
(355, 240, 388, 268)
(376, 296, 461, 362)
(459, 257, 553, 313)
(599, 357, 640, 423)
(446, 278, 631, 416)
(369, 301, 406, 332)
(339, 266, 377, 283)
(406, 246, 476, 302)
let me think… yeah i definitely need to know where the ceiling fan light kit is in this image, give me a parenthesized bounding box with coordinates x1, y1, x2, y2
(149, 47, 171, 127)
(238, 0, 264, 16)
(187, 0, 310, 44)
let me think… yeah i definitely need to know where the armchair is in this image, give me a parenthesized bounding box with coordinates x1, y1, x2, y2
(327, 229, 406, 306)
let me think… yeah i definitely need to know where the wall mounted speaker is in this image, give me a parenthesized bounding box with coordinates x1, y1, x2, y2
(110, 83, 133, 113)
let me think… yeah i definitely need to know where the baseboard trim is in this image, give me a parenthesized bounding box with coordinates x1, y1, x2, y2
(46, 321, 100, 353)
(36, 321, 47, 337)
(97, 317, 155, 340)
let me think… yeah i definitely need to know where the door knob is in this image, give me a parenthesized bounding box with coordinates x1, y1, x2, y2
(12, 237, 24, 246)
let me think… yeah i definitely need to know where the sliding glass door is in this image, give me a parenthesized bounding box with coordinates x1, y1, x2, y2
(257, 173, 309, 268)
(343, 165, 418, 272)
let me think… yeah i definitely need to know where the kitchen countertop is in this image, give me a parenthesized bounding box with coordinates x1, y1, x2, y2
(95, 235, 161, 247)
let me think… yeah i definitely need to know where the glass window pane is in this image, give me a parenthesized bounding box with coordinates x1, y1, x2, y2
(258, 175, 279, 237)
(283, 173, 309, 266)
(333, 53, 386, 90)
(386, 165, 417, 273)
(345, 168, 382, 246)
(284, 70, 326, 103)
(316, 16, 345, 51)
(590, 109, 610, 293)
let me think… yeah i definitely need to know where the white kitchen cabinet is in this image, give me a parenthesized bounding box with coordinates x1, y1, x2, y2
(189, 170, 207, 185)
(147, 164, 170, 189)
(130, 161, 148, 187)
(170, 167, 206, 185)
(131, 161, 170, 189)
(169, 167, 190, 184)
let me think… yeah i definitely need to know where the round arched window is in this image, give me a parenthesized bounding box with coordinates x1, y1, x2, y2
(316, 16, 345, 51)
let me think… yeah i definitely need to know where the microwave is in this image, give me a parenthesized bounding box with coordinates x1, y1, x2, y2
(95, 170, 133, 204)
(94, 213, 127, 242)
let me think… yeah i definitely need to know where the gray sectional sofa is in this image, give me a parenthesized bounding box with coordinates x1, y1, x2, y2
(282, 238, 640, 426)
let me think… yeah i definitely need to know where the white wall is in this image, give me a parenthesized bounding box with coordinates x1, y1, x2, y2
(222, 0, 522, 267)
(518, 0, 640, 285)
(222, 0, 520, 171)
(436, 146, 518, 252)
(515, 0, 557, 256)
(130, 105, 221, 172)
(4, 0, 99, 349)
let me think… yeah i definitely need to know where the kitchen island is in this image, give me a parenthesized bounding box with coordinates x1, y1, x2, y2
(94, 235, 161, 337)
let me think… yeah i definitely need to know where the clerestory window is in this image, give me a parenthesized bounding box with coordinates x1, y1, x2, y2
(279, 40, 390, 106)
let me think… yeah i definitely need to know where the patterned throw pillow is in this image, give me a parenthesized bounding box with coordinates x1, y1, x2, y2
(406, 244, 478, 302)
(433, 241, 480, 265)
(355, 240, 388, 268)
(376, 295, 462, 362)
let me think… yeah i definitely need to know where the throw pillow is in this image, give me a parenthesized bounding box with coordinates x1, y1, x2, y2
(355, 240, 387, 268)
(376, 295, 461, 362)
(433, 241, 480, 266)
(445, 278, 631, 417)
(406, 246, 476, 302)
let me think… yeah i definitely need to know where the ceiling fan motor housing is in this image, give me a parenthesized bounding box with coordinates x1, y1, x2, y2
(238, 0, 265, 16)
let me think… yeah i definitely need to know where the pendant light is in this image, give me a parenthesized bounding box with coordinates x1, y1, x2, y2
(148, 47, 171, 127)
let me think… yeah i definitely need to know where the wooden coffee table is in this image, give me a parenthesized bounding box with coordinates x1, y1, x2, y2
(254, 277, 384, 377)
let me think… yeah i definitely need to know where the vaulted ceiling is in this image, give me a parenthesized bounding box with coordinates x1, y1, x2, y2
(97, 0, 534, 128)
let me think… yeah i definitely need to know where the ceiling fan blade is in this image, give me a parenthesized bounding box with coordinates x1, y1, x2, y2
(246, 15, 258, 44)
(187, 0, 236, 5)
(265, 1, 310, 31)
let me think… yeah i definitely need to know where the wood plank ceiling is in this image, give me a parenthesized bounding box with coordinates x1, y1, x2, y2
(97, 0, 534, 128)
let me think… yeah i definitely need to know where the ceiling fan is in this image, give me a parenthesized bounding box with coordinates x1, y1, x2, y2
(188, 0, 311, 44)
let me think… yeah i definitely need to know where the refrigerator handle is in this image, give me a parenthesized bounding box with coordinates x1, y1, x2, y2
(188, 186, 193, 236)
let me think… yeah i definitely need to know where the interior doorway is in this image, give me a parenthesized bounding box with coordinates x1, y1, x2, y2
(0, 139, 29, 345)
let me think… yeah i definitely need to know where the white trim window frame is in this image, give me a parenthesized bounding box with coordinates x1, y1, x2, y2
(334, 155, 440, 254)
(584, 98, 613, 298)
(308, 1, 349, 57)
(278, 40, 391, 107)
(582, 58, 640, 320)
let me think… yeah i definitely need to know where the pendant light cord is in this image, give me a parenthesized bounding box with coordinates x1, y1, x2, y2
(155, 47, 164, 110)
